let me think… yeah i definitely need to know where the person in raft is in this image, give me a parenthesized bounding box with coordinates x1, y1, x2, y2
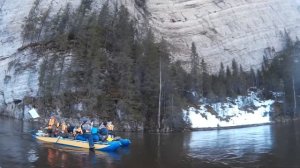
(81, 119, 95, 149)
(107, 121, 115, 137)
(99, 121, 116, 141)
(47, 114, 58, 137)
(58, 120, 69, 138)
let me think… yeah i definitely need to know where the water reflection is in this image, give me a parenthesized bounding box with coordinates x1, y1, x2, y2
(186, 125, 273, 166)
(268, 122, 300, 168)
(36, 144, 121, 168)
(0, 117, 39, 168)
(27, 149, 39, 162)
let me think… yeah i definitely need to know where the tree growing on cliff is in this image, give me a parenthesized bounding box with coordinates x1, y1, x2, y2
(22, 0, 42, 44)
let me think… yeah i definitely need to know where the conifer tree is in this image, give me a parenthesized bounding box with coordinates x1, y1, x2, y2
(189, 42, 202, 98)
(216, 63, 226, 100)
(231, 59, 239, 95)
(239, 65, 247, 95)
(250, 67, 256, 87)
(226, 66, 234, 97)
(22, 0, 42, 44)
(201, 59, 212, 98)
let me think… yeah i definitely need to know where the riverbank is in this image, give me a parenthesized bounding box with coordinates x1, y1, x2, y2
(0, 113, 145, 132)
(2, 114, 300, 133)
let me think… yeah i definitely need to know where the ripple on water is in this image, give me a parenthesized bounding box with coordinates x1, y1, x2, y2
(27, 149, 39, 163)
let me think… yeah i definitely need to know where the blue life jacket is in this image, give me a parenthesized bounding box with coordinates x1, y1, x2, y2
(91, 127, 98, 134)
(99, 127, 108, 135)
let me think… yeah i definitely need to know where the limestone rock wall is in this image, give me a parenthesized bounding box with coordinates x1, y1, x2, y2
(147, 0, 300, 71)
(0, 0, 139, 117)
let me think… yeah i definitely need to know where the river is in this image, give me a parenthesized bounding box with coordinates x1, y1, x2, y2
(0, 117, 300, 168)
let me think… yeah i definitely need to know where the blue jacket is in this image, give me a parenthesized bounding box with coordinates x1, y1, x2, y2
(99, 127, 108, 135)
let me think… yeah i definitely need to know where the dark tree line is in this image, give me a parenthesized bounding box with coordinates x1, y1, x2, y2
(21, 0, 300, 131)
(188, 43, 254, 102)
(22, 0, 191, 131)
(259, 35, 300, 118)
(187, 35, 300, 118)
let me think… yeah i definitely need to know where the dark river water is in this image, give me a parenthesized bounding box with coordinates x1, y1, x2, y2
(1, 117, 300, 168)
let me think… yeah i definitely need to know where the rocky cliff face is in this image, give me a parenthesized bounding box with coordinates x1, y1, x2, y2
(0, 0, 78, 117)
(1, 0, 300, 117)
(147, 0, 300, 71)
(0, 49, 40, 118)
(0, 0, 140, 117)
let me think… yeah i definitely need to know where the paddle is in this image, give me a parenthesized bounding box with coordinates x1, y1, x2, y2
(55, 136, 61, 143)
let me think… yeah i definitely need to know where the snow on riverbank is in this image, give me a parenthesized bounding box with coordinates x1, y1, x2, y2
(183, 91, 275, 129)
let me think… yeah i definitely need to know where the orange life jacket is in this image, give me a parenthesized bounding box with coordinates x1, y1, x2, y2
(48, 118, 56, 129)
(56, 122, 60, 128)
(61, 123, 67, 132)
